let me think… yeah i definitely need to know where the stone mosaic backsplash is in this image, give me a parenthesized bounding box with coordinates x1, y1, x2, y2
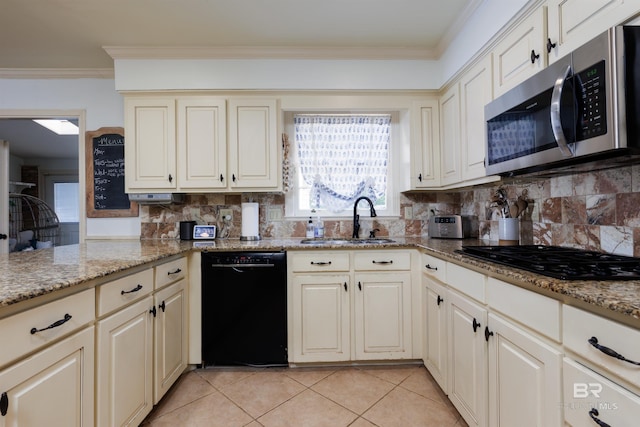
(139, 163, 640, 257)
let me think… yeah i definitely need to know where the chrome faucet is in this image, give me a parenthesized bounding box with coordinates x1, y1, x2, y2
(352, 196, 377, 238)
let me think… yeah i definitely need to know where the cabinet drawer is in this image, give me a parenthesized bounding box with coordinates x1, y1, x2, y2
(354, 251, 411, 271)
(487, 277, 561, 342)
(155, 257, 188, 290)
(0, 288, 95, 368)
(421, 253, 446, 283)
(289, 252, 350, 272)
(563, 358, 640, 426)
(447, 262, 486, 303)
(96, 268, 154, 317)
(563, 305, 640, 390)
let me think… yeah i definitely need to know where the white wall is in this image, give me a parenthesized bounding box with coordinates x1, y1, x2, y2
(0, 78, 141, 239)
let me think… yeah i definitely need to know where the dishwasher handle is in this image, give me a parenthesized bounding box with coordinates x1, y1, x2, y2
(210, 263, 276, 268)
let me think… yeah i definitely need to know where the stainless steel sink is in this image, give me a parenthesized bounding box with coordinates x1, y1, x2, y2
(299, 238, 395, 245)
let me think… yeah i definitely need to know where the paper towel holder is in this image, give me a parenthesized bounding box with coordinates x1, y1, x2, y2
(240, 202, 261, 241)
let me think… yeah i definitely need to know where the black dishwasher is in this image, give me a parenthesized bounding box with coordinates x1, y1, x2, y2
(201, 251, 287, 367)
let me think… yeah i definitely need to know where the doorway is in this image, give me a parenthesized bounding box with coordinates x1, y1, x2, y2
(0, 110, 85, 251)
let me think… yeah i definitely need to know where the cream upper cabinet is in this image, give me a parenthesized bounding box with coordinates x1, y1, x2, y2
(125, 96, 177, 191)
(227, 99, 280, 191)
(410, 99, 441, 188)
(439, 84, 461, 186)
(125, 95, 280, 193)
(460, 55, 493, 182)
(493, 7, 547, 97)
(176, 97, 227, 190)
(547, 0, 636, 64)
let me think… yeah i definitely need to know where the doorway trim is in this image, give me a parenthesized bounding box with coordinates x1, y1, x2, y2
(0, 109, 86, 244)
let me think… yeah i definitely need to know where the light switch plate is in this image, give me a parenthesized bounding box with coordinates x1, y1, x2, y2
(268, 207, 283, 221)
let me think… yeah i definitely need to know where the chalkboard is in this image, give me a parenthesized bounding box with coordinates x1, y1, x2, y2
(85, 127, 138, 218)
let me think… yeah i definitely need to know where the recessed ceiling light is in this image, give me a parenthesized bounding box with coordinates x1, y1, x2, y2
(33, 119, 79, 135)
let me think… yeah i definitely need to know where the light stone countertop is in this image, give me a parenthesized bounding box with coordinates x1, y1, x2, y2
(1, 237, 638, 328)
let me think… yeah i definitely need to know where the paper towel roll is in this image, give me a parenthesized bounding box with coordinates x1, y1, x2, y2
(241, 202, 261, 240)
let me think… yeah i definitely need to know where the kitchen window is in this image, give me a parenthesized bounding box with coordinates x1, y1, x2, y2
(284, 112, 400, 218)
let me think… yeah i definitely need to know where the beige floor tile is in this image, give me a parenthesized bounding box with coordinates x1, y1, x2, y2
(349, 418, 379, 427)
(398, 367, 449, 406)
(145, 389, 253, 427)
(219, 370, 307, 418)
(357, 364, 423, 385)
(146, 371, 216, 420)
(311, 369, 395, 415)
(284, 366, 338, 387)
(258, 389, 358, 427)
(197, 367, 259, 389)
(363, 387, 459, 427)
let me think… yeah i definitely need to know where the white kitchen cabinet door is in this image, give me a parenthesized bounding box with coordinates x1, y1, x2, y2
(487, 313, 562, 427)
(124, 96, 177, 191)
(227, 98, 280, 190)
(460, 55, 493, 182)
(424, 276, 448, 393)
(410, 99, 441, 188)
(153, 279, 187, 404)
(448, 289, 488, 427)
(493, 7, 547, 97)
(547, 0, 629, 64)
(176, 97, 227, 190)
(439, 84, 461, 186)
(0, 327, 94, 427)
(96, 296, 154, 427)
(291, 274, 351, 363)
(354, 272, 412, 360)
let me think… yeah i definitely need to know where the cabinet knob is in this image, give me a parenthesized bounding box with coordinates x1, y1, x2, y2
(344, 282, 348, 292)
(546, 38, 557, 53)
(0, 233, 6, 240)
(472, 318, 480, 332)
(219, 174, 224, 182)
(159, 301, 166, 312)
(437, 295, 443, 306)
(168, 174, 173, 183)
(418, 173, 422, 182)
(484, 326, 494, 341)
(232, 174, 237, 182)
(530, 49, 540, 64)
(0, 392, 7, 416)
(150, 306, 157, 317)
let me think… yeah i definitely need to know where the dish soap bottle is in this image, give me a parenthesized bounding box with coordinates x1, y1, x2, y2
(314, 213, 324, 238)
(306, 217, 315, 238)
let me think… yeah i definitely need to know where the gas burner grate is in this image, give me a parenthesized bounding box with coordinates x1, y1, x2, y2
(457, 245, 640, 280)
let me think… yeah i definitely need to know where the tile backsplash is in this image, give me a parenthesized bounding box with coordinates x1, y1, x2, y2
(140, 163, 640, 257)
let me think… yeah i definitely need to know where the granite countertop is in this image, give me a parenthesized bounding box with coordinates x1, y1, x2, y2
(1, 237, 639, 328)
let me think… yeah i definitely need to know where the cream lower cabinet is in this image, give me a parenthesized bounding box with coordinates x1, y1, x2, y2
(289, 250, 412, 363)
(447, 288, 488, 427)
(0, 326, 95, 427)
(423, 276, 448, 392)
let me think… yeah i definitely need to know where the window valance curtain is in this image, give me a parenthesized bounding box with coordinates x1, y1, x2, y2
(294, 114, 390, 213)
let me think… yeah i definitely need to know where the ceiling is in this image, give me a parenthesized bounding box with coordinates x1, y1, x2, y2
(1, 0, 475, 69)
(0, 0, 476, 161)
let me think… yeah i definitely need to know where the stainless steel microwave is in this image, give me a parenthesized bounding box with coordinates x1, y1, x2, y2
(484, 26, 640, 176)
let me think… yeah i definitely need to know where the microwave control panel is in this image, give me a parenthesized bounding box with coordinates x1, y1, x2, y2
(577, 60, 607, 139)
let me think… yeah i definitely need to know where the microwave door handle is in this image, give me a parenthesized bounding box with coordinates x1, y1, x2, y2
(550, 64, 574, 157)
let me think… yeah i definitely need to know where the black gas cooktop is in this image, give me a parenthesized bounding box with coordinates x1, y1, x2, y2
(457, 245, 640, 280)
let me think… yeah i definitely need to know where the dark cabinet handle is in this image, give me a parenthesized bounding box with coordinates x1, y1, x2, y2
(530, 49, 540, 64)
(0, 234, 7, 240)
(425, 264, 438, 271)
(168, 174, 173, 183)
(472, 318, 480, 332)
(159, 301, 166, 312)
(121, 284, 143, 295)
(343, 282, 348, 292)
(168, 268, 182, 275)
(358, 281, 362, 291)
(219, 174, 224, 182)
(589, 408, 611, 427)
(546, 38, 557, 53)
(310, 261, 331, 265)
(232, 174, 237, 182)
(418, 173, 422, 182)
(30, 313, 72, 335)
(437, 295, 443, 306)
(372, 260, 393, 265)
(588, 336, 640, 365)
(485, 326, 494, 341)
(0, 392, 7, 416)
(150, 306, 157, 317)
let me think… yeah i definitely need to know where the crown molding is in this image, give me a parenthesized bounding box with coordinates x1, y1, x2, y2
(103, 45, 437, 61)
(434, 0, 484, 57)
(0, 68, 114, 79)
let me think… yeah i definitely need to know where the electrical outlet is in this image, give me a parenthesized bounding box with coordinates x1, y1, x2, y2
(219, 209, 233, 221)
(267, 207, 283, 221)
(404, 206, 413, 220)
